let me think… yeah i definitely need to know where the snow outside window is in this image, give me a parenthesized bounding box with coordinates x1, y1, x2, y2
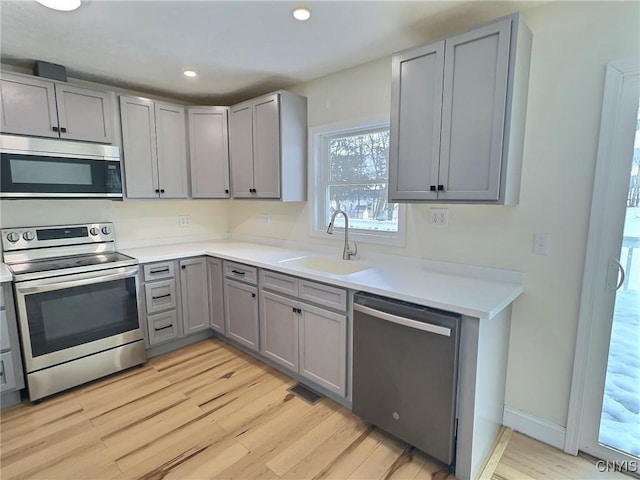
(309, 118, 406, 247)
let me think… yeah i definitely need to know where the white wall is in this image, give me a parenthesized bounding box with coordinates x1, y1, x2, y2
(0, 199, 228, 246)
(227, 0, 640, 428)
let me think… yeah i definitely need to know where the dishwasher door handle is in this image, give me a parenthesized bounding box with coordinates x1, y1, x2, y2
(354, 304, 451, 337)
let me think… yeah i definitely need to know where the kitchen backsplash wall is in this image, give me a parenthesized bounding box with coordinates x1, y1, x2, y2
(0, 199, 228, 247)
(227, 0, 640, 432)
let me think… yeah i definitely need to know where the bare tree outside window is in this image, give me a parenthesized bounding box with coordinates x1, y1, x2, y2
(324, 128, 399, 232)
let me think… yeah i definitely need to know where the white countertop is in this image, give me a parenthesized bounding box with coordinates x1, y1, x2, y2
(120, 240, 524, 320)
(0, 263, 12, 283)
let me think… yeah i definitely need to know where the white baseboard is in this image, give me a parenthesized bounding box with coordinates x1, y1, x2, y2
(503, 405, 567, 450)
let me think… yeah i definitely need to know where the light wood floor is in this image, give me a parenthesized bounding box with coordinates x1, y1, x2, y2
(0, 339, 631, 480)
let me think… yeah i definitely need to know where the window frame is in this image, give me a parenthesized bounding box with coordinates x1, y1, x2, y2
(308, 116, 406, 247)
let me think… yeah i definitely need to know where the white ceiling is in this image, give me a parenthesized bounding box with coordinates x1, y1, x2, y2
(0, 0, 538, 104)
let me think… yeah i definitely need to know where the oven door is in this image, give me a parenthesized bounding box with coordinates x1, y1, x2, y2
(14, 265, 143, 373)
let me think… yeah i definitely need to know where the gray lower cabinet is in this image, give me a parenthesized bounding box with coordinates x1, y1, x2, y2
(298, 304, 347, 396)
(0, 71, 114, 143)
(223, 262, 259, 351)
(0, 283, 25, 395)
(259, 269, 348, 397)
(389, 13, 531, 204)
(143, 261, 181, 346)
(207, 258, 225, 334)
(179, 258, 210, 335)
(260, 291, 299, 371)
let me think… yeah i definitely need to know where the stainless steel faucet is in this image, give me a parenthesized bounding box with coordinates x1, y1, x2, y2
(327, 209, 357, 260)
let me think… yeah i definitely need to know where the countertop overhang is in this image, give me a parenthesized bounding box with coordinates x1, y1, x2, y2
(119, 240, 523, 320)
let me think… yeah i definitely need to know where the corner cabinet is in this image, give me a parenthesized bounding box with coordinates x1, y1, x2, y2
(0, 71, 114, 144)
(229, 91, 307, 201)
(188, 107, 230, 198)
(389, 13, 532, 204)
(120, 96, 189, 199)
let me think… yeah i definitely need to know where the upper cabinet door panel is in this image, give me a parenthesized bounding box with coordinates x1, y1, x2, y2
(389, 41, 444, 201)
(439, 19, 511, 201)
(0, 74, 59, 138)
(120, 96, 159, 198)
(55, 84, 114, 144)
(155, 102, 188, 199)
(229, 103, 254, 198)
(252, 94, 281, 198)
(188, 107, 230, 198)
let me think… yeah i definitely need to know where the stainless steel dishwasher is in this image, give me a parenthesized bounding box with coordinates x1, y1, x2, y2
(352, 292, 461, 466)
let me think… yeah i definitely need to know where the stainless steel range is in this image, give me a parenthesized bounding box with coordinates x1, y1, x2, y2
(1, 223, 146, 401)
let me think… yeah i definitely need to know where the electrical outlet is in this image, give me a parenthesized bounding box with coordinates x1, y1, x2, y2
(430, 208, 449, 227)
(179, 215, 190, 227)
(260, 214, 269, 225)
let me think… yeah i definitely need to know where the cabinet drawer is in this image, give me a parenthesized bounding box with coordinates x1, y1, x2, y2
(0, 311, 10, 352)
(224, 261, 258, 285)
(143, 262, 175, 281)
(145, 279, 177, 314)
(260, 270, 298, 297)
(0, 351, 17, 392)
(147, 311, 179, 345)
(299, 279, 347, 312)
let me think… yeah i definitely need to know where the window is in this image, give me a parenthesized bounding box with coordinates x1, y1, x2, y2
(310, 117, 406, 246)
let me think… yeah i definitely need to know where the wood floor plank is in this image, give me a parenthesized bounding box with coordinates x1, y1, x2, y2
(346, 435, 411, 480)
(315, 426, 386, 479)
(0, 339, 617, 480)
(280, 417, 370, 479)
(266, 408, 354, 476)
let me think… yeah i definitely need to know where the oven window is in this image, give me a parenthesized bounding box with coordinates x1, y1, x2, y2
(25, 277, 139, 357)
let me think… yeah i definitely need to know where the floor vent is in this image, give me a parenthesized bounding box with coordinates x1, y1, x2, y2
(288, 383, 323, 404)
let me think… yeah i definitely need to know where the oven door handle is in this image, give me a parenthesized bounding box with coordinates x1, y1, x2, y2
(16, 268, 138, 294)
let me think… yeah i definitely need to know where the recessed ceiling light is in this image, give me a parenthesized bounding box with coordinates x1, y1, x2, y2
(183, 70, 197, 78)
(35, 0, 81, 11)
(292, 8, 311, 21)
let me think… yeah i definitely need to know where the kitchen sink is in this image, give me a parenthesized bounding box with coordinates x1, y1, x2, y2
(279, 256, 370, 275)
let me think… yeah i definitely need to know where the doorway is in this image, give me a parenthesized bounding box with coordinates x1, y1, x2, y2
(566, 58, 639, 471)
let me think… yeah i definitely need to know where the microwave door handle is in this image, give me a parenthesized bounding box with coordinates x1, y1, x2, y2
(17, 269, 138, 295)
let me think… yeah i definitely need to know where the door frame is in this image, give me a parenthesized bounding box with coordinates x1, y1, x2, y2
(565, 58, 640, 455)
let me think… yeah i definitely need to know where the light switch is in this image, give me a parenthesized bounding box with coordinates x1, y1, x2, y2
(534, 233, 550, 255)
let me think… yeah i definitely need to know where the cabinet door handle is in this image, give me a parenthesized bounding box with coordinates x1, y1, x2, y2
(251, 293, 256, 298)
(150, 268, 170, 274)
(430, 185, 436, 192)
(52, 126, 59, 132)
(155, 189, 160, 193)
(60, 127, 67, 133)
(154, 324, 173, 332)
(160, 189, 165, 193)
(231, 270, 245, 275)
(225, 189, 229, 194)
(181, 265, 186, 269)
(152, 293, 171, 300)
(437, 185, 444, 191)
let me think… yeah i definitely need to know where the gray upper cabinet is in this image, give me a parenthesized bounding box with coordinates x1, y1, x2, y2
(389, 14, 531, 204)
(120, 96, 189, 199)
(188, 107, 230, 198)
(180, 258, 210, 335)
(0, 72, 114, 144)
(229, 91, 307, 201)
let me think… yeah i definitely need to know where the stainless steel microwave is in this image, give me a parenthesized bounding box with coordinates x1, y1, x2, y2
(0, 135, 123, 199)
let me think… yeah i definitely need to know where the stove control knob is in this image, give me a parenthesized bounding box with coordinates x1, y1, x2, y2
(6, 232, 20, 243)
(101, 226, 112, 235)
(89, 227, 100, 236)
(22, 231, 35, 241)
